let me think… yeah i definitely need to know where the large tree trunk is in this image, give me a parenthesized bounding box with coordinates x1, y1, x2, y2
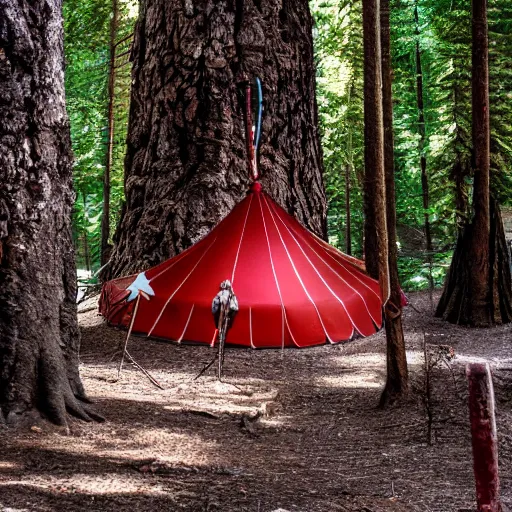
(379, 0, 408, 407)
(362, 0, 389, 301)
(0, 0, 100, 426)
(105, 0, 327, 279)
(436, 0, 512, 326)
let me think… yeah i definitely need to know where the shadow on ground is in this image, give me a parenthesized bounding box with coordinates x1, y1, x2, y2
(0, 291, 511, 511)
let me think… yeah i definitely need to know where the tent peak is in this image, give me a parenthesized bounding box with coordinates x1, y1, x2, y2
(248, 181, 262, 194)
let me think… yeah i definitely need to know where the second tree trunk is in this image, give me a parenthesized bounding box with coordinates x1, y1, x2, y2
(106, 0, 327, 279)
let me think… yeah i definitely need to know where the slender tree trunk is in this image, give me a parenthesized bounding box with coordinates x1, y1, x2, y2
(0, 0, 101, 426)
(436, 0, 512, 326)
(451, 82, 471, 234)
(379, 0, 408, 406)
(105, 0, 326, 279)
(101, 0, 119, 268)
(362, 0, 390, 307)
(82, 192, 92, 272)
(414, 4, 434, 296)
(345, 163, 352, 256)
(345, 82, 354, 256)
(469, 0, 491, 325)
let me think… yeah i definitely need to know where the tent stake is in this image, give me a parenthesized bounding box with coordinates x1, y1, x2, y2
(125, 349, 163, 389)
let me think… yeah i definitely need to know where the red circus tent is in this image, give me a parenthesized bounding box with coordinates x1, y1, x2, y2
(99, 182, 383, 349)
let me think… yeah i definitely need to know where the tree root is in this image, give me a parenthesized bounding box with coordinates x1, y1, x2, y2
(436, 198, 512, 325)
(65, 391, 105, 423)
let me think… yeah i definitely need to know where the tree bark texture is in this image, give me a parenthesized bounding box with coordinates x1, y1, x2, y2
(436, 198, 512, 325)
(379, 0, 408, 407)
(362, 0, 390, 302)
(0, 0, 100, 425)
(469, 0, 491, 325)
(436, 0, 512, 326)
(105, 0, 327, 279)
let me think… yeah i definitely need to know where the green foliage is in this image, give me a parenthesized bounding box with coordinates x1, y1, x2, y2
(65, 0, 511, 290)
(64, 0, 137, 272)
(312, 0, 365, 256)
(313, 0, 512, 291)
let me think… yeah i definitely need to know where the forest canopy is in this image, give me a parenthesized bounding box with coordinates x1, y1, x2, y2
(64, 0, 512, 292)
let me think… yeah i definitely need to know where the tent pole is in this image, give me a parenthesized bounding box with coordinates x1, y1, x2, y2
(117, 293, 141, 378)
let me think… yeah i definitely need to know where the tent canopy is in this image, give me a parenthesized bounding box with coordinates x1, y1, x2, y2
(100, 182, 383, 348)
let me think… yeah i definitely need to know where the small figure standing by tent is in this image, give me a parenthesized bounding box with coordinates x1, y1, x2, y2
(210, 280, 239, 380)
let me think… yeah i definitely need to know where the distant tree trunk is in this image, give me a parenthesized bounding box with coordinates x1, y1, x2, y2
(379, 0, 408, 406)
(105, 0, 326, 279)
(436, 0, 512, 326)
(101, 0, 119, 268)
(362, 0, 389, 302)
(451, 82, 471, 234)
(82, 192, 92, 272)
(345, 83, 354, 256)
(0, 0, 101, 426)
(345, 163, 352, 256)
(414, 4, 434, 294)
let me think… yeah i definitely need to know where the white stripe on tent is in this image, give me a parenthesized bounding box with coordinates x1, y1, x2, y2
(262, 195, 333, 344)
(300, 223, 381, 302)
(257, 194, 295, 348)
(267, 197, 357, 340)
(148, 237, 218, 337)
(150, 238, 205, 282)
(272, 202, 380, 328)
(177, 304, 195, 344)
(231, 194, 253, 285)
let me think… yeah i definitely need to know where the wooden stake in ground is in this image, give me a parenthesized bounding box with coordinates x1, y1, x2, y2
(116, 293, 163, 390)
(467, 363, 502, 512)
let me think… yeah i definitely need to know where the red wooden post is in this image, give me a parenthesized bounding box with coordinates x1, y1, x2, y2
(467, 363, 502, 512)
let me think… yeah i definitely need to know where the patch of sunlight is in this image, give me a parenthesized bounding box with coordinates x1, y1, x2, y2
(0, 505, 30, 512)
(452, 354, 490, 365)
(317, 372, 383, 389)
(0, 461, 21, 470)
(59, 474, 167, 495)
(0, 477, 166, 496)
(15, 430, 216, 467)
(130, 431, 215, 466)
(405, 350, 426, 366)
(330, 353, 385, 367)
(164, 401, 260, 417)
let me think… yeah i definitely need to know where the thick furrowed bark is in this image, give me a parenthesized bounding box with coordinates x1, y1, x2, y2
(104, 0, 326, 280)
(0, 0, 100, 426)
(436, 198, 512, 325)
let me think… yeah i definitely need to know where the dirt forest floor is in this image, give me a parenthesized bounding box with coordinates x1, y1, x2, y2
(0, 291, 511, 512)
